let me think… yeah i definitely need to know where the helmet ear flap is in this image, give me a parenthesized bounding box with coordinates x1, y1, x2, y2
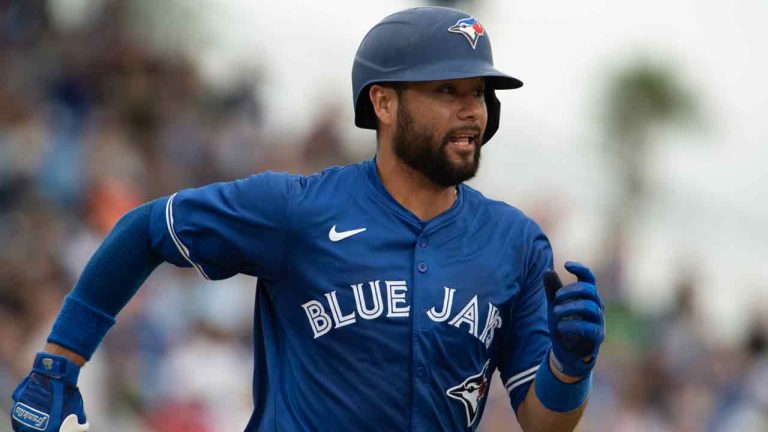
(355, 85, 378, 129)
(482, 88, 501, 144)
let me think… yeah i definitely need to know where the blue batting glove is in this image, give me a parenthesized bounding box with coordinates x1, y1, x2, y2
(543, 261, 605, 378)
(11, 353, 89, 432)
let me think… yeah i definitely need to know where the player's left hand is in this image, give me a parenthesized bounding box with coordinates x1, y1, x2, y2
(543, 261, 605, 379)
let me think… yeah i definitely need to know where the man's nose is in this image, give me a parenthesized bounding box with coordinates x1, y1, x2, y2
(457, 94, 485, 122)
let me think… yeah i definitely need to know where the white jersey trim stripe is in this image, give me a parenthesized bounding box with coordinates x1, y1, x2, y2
(504, 365, 539, 385)
(165, 193, 211, 280)
(504, 366, 539, 391)
(506, 374, 536, 394)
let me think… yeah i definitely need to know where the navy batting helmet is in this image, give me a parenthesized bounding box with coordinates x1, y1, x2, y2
(352, 6, 523, 144)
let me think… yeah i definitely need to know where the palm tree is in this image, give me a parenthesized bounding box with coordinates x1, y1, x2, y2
(604, 59, 696, 212)
(599, 59, 697, 303)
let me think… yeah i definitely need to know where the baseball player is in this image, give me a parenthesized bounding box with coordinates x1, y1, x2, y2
(10, 6, 605, 432)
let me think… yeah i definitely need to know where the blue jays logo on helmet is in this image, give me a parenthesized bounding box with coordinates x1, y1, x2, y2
(448, 16, 486, 50)
(446, 360, 490, 427)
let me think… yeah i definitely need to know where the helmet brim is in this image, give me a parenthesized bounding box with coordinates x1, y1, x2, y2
(354, 59, 522, 130)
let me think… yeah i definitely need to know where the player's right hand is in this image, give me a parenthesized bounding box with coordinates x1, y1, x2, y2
(10, 352, 89, 432)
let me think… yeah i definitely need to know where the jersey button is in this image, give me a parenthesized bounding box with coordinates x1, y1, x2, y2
(417, 262, 428, 273)
(416, 365, 425, 377)
(419, 237, 429, 248)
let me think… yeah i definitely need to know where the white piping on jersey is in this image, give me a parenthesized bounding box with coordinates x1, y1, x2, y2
(504, 365, 539, 393)
(506, 374, 536, 394)
(165, 193, 211, 280)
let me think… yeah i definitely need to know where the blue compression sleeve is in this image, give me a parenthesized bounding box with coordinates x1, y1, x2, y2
(47, 200, 164, 359)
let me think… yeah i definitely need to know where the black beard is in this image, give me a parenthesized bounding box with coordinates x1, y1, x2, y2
(392, 100, 481, 187)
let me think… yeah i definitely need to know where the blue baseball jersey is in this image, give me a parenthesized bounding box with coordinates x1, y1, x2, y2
(148, 158, 553, 431)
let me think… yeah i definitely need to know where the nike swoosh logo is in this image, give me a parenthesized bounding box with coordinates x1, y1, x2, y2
(329, 225, 367, 242)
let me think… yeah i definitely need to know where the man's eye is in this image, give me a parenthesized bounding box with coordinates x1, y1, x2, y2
(474, 88, 485, 97)
(440, 86, 455, 94)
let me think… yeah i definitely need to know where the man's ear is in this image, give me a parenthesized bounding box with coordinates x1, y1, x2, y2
(369, 84, 398, 128)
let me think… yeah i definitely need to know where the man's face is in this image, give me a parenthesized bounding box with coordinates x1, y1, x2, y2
(392, 77, 488, 187)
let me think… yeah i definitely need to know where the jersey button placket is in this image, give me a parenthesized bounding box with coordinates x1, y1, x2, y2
(411, 233, 442, 430)
(412, 234, 431, 430)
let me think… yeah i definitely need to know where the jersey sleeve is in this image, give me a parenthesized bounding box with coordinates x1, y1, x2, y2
(148, 171, 299, 281)
(497, 219, 553, 414)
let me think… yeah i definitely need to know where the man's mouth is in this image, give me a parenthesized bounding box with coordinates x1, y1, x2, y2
(448, 132, 479, 148)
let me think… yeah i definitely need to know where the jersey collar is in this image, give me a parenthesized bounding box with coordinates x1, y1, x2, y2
(362, 157, 466, 233)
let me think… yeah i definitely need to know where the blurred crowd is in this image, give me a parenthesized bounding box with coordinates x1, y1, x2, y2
(1, 2, 766, 431)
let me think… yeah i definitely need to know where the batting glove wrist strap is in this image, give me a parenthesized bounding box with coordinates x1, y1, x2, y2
(534, 353, 592, 412)
(47, 295, 116, 361)
(32, 353, 81, 385)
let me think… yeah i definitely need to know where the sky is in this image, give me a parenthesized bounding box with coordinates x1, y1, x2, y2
(51, 0, 768, 343)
